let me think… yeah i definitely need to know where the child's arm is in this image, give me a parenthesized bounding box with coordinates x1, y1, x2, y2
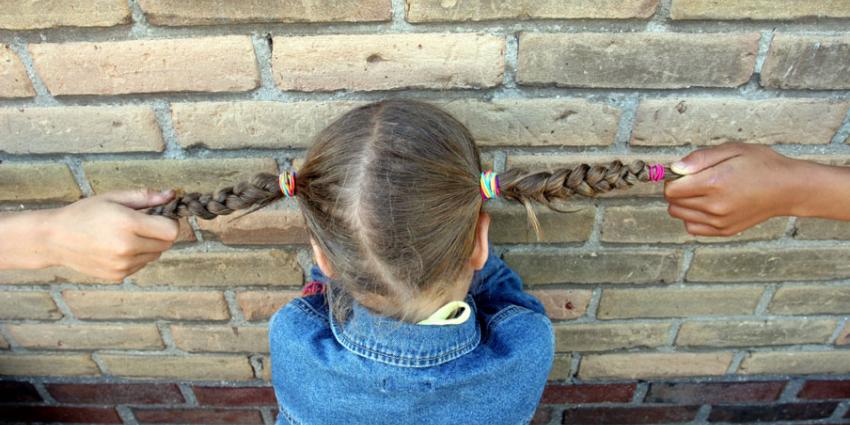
(665, 143, 850, 236)
(0, 190, 178, 281)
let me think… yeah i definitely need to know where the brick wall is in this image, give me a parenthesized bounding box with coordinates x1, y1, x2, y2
(1, 1, 849, 424)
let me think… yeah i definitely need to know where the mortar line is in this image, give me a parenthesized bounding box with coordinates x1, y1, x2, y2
(827, 317, 848, 344)
(7, 38, 57, 105)
(152, 101, 184, 160)
(832, 103, 850, 145)
(178, 383, 200, 406)
(778, 378, 805, 402)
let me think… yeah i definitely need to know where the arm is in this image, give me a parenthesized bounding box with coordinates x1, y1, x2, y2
(0, 190, 179, 281)
(664, 143, 850, 236)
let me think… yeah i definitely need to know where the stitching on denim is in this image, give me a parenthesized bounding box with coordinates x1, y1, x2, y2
(278, 405, 304, 425)
(292, 298, 329, 324)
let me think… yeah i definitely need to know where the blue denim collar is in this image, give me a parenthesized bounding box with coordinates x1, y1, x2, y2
(329, 293, 481, 368)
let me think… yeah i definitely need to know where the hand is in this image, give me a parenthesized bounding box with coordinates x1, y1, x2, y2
(43, 189, 179, 281)
(664, 143, 808, 237)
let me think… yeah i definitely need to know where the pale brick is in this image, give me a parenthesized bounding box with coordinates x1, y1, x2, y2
(598, 287, 763, 319)
(84, 158, 278, 195)
(602, 203, 787, 243)
(0, 334, 7, 349)
(0, 163, 81, 203)
(672, 0, 850, 20)
(442, 99, 619, 147)
(579, 353, 733, 380)
(30, 37, 259, 96)
(63, 290, 229, 321)
(6, 323, 163, 350)
(548, 353, 573, 381)
(676, 319, 838, 348)
(408, 0, 658, 22)
(171, 325, 268, 353)
(795, 218, 850, 240)
(504, 250, 681, 285)
(99, 354, 253, 380)
(132, 250, 302, 287)
(689, 248, 850, 282)
(489, 204, 595, 244)
(273, 34, 504, 91)
(739, 351, 850, 375)
(518, 33, 759, 89)
(172, 101, 363, 150)
(0, 45, 34, 98)
(506, 154, 680, 198)
(769, 286, 850, 315)
(198, 204, 309, 245)
(555, 323, 670, 352)
(0, 353, 98, 376)
(837, 323, 849, 346)
(261, 355, 272, 381)
(527, 289, 591, 321)
(0, 292, 61, 320)
(761, 35, 850, 90)
(632, 99, 848, 146)
(237, 291, 300, 321)
(140, 0, 390, 25)
(0, 106, 164, 154)
(0, 0, 130, 29)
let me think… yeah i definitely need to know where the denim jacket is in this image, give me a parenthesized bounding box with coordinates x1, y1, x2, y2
(269, 249, 555, 425)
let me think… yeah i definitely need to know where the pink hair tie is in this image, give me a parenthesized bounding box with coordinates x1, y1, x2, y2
(648, 164, 665, 182)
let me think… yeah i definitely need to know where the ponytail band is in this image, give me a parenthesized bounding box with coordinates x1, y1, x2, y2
(279, 171, 296, 197)
(480, 171, 500, 200)
(648, 164, 665, 182)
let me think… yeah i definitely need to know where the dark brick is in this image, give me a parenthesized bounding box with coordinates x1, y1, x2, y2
(542, 384, 635, 404)
(134, 408, 264, 424)
(0, 381, 42, 403)
(532, 406, 552, 425)
(0, 406, 121, 423)
(798, 380, 850, 400)
(192, 386, 276, 406)
(708, 402, 838, 422)
(46, 383, 184, 405)
(563, 406, 700, 424)
(646, 381, 785, 404)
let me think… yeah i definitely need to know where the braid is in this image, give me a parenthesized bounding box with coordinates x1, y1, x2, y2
(500, 160, 677, 209)
(147, 173, 282, 220)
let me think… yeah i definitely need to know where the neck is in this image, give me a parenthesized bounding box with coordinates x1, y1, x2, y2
(359, 271, 473, 323)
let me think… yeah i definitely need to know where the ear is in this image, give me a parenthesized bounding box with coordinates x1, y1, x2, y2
(470, 212, 490, 271)
(310, 238, 335, 278)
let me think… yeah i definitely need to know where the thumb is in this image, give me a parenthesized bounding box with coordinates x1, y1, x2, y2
(671, 143, 744, 175)
(99, 189, 175, 209)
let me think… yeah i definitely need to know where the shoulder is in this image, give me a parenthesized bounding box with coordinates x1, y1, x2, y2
(269, 293, 330, 344)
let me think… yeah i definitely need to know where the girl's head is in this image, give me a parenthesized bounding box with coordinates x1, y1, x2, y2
(151, 100, 666, 321)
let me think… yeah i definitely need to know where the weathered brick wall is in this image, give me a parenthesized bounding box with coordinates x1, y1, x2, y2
(1, 1, 849, 424)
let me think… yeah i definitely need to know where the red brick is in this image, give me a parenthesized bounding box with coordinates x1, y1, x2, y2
(645, 381, 785, 404)
(0, 406, 121, 424)
(798, 380, 850, 400)
(0, 381, 42, 402)
(708, 402, 838, 422)
(47, 383, 184, 404)
(193, 386, 276, 406)
(542, 384, 635, 404)
(562, 406, 699, 424)
(532, 406, 552, 425)
(134, 408, 264, 424)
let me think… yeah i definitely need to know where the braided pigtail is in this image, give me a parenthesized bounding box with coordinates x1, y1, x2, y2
(147, 172, 283, 220)
(495, 160, 677, 234)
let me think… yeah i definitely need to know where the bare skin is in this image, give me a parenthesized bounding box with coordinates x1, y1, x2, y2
(311, 212, 491, 322)
(665, 143, 850, 236)
(0, 189, 179, 282)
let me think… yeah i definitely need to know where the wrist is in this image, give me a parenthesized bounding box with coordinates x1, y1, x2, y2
(787, 160, 830, 218)
(32, 209, 61, 268)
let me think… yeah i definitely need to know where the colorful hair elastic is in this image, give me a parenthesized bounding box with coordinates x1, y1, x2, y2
(480, 170, 500, 200)
(648, 164, 665, 182)
(279, 171, 297, 197)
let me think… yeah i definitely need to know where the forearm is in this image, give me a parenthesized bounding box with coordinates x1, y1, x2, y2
(792, 161, 850, 221)
(0, 209, 56, 270)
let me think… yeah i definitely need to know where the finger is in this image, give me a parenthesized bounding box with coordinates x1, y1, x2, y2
(665, 174, 712, 199)
(667, 196, 725, 214)
(684, 221, 725, 237)
(671, 143, 744, 175)
(667, 204, 724, 228)
(100, 189, 175, 210)
(127, 211, 180, 241)
(131, 252, 163, 268)
(119, 236, 173, 256)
